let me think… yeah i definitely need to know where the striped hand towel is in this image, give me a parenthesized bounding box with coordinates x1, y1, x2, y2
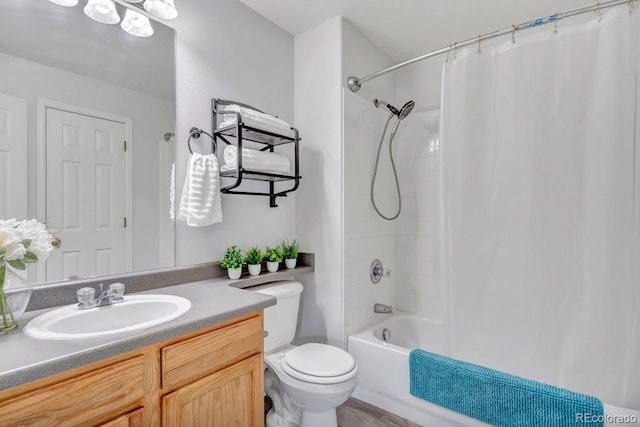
(177, 153, 222, 226)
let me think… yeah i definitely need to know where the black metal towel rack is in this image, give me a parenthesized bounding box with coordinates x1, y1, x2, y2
(211, 98, 301, 208)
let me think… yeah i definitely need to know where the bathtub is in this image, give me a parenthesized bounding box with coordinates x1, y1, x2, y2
(348, 313, 640, 427)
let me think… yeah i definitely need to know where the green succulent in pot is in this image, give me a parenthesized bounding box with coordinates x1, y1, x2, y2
(265, 246, 283, 273)
(265, 246, 283, 263)
(245, 247, 263, 276)
(220, 245, 244, 279)
(281, 239, 299, 269)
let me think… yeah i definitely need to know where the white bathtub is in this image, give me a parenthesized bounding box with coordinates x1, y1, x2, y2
(348, 313, 640, 427)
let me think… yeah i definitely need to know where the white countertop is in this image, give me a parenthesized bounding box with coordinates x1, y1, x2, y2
(0, 277, 276, 390)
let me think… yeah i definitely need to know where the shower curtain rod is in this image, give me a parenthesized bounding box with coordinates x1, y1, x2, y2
(347, 0, 636, 92)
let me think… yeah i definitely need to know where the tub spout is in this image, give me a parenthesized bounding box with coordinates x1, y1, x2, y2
(374, 303, 393, 314)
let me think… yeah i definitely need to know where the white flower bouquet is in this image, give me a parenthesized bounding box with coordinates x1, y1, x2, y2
(0, 219, 54, 330)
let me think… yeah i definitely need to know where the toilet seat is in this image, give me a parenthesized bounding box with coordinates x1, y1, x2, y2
(280, 343, 357, 385)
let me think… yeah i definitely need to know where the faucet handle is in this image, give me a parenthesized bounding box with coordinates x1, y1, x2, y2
(382, 268, 391, 277)
(108, 282, 125, 297)
(76, 287, 95, 305)
(108, 283, 125, 302)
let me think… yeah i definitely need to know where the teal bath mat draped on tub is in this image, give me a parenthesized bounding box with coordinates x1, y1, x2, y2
(409, 349, 603, 427)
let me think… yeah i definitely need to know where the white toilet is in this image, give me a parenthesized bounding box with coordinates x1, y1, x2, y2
(252, 280, 358, 427)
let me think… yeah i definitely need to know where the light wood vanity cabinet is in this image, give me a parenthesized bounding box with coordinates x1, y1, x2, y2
(98, 408, 144, 427)
(162, 354, 263, 426)
(0, 311, 264, 427)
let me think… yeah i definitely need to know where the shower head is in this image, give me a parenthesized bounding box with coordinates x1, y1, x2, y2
(374, 99, 414, 120)
(398, 101, 415, 120)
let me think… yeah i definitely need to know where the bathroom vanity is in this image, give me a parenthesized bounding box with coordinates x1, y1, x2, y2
(0, 256, 314, 426)
(0, 311, 263, 426)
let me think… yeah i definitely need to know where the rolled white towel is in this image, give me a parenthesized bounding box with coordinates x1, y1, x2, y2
(223, 145, 291, 175)
(219, 104, 295, 138)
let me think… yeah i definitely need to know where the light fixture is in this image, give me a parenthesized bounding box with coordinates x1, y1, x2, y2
(121, 9, 154, 37)
(143, 0, 177, 20)
(83, 0, 120, 24)
(49, 0, 177, 37)
(48, 0, 79, 6)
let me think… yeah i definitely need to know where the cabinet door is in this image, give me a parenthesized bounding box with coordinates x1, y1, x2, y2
(99, 408, 143, 427)
(162, 354, 263, 427)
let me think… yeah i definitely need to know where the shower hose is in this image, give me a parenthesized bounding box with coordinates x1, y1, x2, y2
(371, 113, 402, 221)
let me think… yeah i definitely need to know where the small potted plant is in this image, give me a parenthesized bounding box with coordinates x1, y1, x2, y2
(245, 246, 263, 276)
(220, 245, 244, 279)
(264, 246, 283, 273)
(281, 239, 299, 269)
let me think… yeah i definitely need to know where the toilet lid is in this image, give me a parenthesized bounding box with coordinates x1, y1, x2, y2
(283, 343, 356, 377)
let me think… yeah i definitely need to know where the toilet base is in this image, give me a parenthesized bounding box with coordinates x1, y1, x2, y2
(265, 407, 338, 427)
(300, 409, 338, 427)
(266, 408, 300, 427)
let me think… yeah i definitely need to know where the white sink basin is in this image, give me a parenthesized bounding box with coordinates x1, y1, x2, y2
(23, 294, 191, 340)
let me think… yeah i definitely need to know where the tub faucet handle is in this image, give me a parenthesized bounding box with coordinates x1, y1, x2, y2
(371, 259, 391, 284)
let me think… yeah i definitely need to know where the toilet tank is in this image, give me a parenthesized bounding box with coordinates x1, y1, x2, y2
(251, 280, 303, 353)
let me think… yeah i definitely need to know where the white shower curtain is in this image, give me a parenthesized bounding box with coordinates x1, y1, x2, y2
(440, 7, 639, 408)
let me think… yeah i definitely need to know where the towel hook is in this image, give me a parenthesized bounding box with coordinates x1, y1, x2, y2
(187, 127, 216, 155)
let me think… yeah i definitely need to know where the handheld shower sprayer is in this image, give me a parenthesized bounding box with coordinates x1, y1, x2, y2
(371, 98, 415, 220)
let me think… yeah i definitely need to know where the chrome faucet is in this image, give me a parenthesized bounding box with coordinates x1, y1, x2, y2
(76, 283, 125, 310)
(374, 303, 393, 314)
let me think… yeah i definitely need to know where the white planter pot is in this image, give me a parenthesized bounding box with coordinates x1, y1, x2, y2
(285, 258, 297, 269)
(248, 264, 261, 276)
(266, 261, 279, 273)
(227, 267, 242, 280)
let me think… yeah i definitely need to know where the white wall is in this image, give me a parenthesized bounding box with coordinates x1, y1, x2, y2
(170, 0, 296, 265)
(342, 20, 398, 342)
(341, 20, 445, 330)
(394, 110, 442, 319)
(294, 17, 344, 347)
(393, 57, 444, 319)
(396, 60, 443, 114)
(0, 51, 175, 273)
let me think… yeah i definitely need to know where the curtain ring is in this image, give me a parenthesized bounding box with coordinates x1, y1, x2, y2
(629, 0, 634, 15)
(453, 42, 458, 60)
(477, 35, 482, 54)
(553, 13, 559, 34)
(596, 2, 603, 21)
(445, 43, 452, 63)
(511, 25, 517, 45)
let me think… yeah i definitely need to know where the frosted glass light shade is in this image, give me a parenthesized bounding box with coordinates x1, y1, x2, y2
(83, 0, 120, 24)
(143, 0, 178, 20)
(48, 0, 79, 6)
(121, 9, 154, 37)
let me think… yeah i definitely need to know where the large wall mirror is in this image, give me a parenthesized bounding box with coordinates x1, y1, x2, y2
(0, 0, 176, 284)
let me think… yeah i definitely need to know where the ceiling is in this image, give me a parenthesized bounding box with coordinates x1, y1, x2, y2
(237, 0, 592, 62)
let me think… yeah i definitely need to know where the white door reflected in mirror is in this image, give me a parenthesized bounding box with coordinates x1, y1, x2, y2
(44, 106, 129, 281)
(0, 93, 28, 219)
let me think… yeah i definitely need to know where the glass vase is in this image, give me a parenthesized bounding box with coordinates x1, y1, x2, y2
(0, 263, 33, 332)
